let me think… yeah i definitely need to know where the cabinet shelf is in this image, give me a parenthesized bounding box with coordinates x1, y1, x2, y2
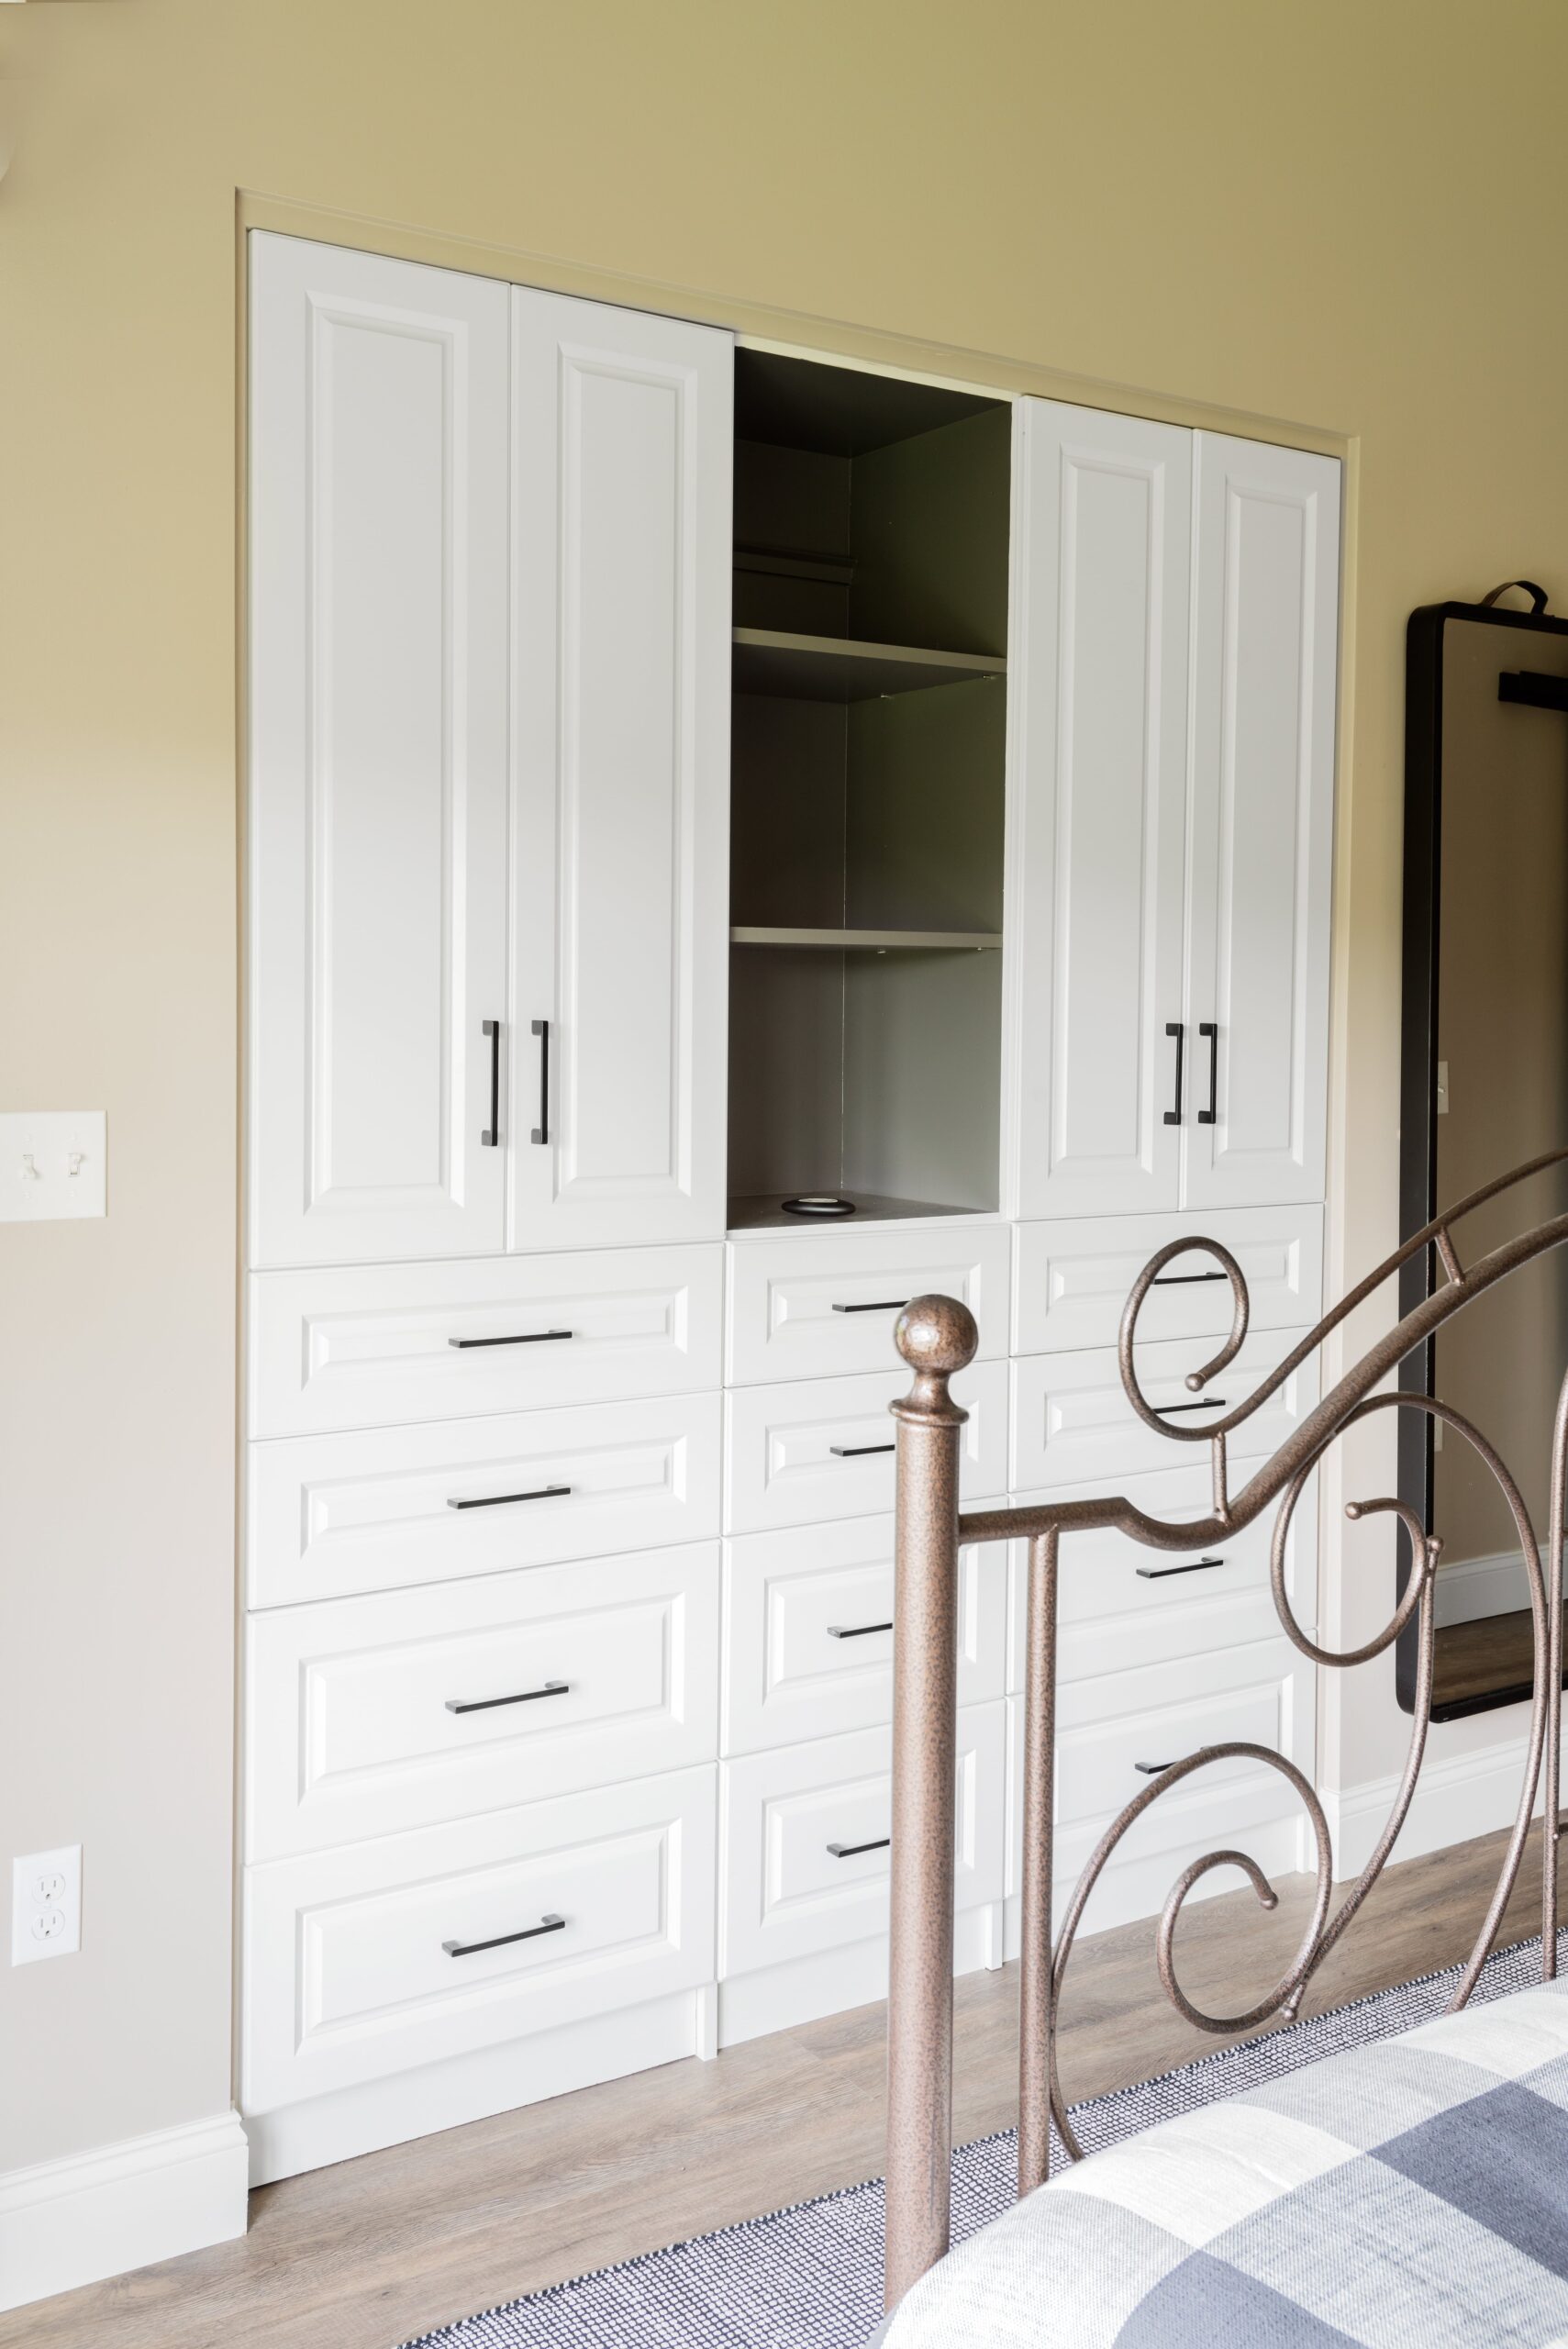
(730, 926, 1001, 952)
(728, 1189, 984, 1233)
(733, 628, 1005, 703)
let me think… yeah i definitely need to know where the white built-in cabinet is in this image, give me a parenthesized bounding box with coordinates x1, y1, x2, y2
(507, 289, 731, 1252)
(1010, 402, 1339, 1220)
(249, 239, 729, 1272)
(242, 230, 1340, 2186)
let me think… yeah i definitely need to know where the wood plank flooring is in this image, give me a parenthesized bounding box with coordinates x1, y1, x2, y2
(8, 1821, 1561, 2349)
(1433, 1607, 1539, 1709)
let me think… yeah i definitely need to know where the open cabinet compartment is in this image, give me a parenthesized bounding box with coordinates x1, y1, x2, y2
(727, 350, 1011, 1230)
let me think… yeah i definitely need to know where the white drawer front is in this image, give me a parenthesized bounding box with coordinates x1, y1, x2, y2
(1013, 1206, 1322, 1357)
(1005, 1461, 1318, 1690)
(723, 1518, 1006, 1755)
(247, 1543, 720, 1859)
(247, 1393, 721, 1608)
(248, 1244, 723, 1438)
(1010, 1326, 1318, 1495)
(243, 1765, 716, 2113)
(726, 1224, 1011, 1386)
(1005, 1636, 1313, 1898)
(725, 1359, 1006, 1537)
(720, 1702, 1004, 1978)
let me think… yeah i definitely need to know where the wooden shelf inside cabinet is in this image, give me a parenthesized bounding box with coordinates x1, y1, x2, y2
(730, 926, 1002, 952)
(732, 628, 1005, 703)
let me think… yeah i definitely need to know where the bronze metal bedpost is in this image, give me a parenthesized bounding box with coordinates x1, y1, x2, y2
(884, 1295, 976, 2315)
(1017, 1529, 1059, 2195)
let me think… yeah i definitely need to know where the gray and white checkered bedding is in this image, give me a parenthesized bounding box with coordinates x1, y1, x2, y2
(882, 1975, 1568, 2345)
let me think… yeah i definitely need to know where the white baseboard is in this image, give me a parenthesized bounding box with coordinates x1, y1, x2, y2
(1324, 1735, 1540, 1882)
(1435, 1548, 1537, 1628)
(717, 1908, 995, 2049)
(0, 2110, 248, 2315)
(244, 1987, 704, 2186)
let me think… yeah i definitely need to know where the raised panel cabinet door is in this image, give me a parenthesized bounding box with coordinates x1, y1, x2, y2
(248, 233, 509, 1268)
(1009, 400, 1192, 1220)
(1184, 434, 1340, 1209)
(509, 289, 732, 1252)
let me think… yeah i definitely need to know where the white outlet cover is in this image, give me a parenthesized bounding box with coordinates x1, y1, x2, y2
(0, 1111, 106, 1221)
(12, 1844, 82, 1965)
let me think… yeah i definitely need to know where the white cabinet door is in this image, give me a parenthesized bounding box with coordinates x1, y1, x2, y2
(509, 288, 732, 1252)
(249, 234, 509, 1269)
(1011, 400, 1192, 1221)
(1184, 434, 1340, 1209)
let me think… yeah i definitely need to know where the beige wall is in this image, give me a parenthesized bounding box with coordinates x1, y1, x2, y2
(4, 0, 1568, 2176)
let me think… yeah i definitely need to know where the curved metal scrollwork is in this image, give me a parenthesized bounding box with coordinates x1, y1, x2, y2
(884, 1146, 1568, 2304)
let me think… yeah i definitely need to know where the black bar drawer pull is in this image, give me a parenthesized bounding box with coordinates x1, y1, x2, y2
(446, 1680, 571, 1715)
(1133, 1762, 1172, 1776)
(827, 1620, 893, 1640)
(1198, 1021, 1218, 1126)
(1163, 1020, 1184, 1125)
(481, 1019, 501, 1148)
(448, 1330, 574, 1350)
(827, 1836, 890, 1858)
(831, 1298, 911, 1314)
(1136, 1556, 1224, 1581)
(530, 1019, 550, 1146)
(830, 1442, 896, 1458)
(447, 1484, 571, 1511)
(1151, 1271, 1227, 1287)
(1154, 1397, 1229, 1416)
(443, 1912, 565, 1958)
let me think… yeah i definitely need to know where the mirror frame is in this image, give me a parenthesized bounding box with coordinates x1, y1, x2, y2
(1398, 594, 1568, 1717)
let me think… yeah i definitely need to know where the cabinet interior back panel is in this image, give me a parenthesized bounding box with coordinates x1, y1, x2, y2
(249, 235, 510, 1266)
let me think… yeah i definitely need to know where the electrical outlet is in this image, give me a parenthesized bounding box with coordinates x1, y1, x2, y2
(12, 1845, 81, 1965)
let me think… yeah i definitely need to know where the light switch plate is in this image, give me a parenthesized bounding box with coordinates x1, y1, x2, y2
(0, 1111, 106, 1220)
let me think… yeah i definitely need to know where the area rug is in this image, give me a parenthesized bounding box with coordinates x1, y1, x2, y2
(400, 1924, 1568, 2349)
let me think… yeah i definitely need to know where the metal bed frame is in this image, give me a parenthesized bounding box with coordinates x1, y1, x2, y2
(882, 1149, 1568, 2311)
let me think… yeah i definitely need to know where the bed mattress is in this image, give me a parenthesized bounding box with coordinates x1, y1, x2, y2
(881, 1975, 1568, 2346)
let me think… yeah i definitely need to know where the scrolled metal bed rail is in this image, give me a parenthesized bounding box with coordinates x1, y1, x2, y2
(883, 1148, 1568, 2312)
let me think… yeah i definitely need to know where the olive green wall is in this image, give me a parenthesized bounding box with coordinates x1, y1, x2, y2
(4, 0, 1567, 2174)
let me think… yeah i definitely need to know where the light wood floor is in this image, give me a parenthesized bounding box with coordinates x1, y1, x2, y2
(8, 1821, 1562, 2349)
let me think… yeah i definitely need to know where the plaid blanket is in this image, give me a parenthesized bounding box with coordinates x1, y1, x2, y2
(883, 1976, 1568, 2345)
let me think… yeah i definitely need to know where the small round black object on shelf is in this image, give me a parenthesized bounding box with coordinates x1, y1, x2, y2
(781, 1194, 857, 1218)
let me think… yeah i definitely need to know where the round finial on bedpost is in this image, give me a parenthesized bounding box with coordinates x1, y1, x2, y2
(893, 1294, 977, 1424)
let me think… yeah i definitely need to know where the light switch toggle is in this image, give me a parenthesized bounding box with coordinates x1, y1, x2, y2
(0, 1113, 106, 1221)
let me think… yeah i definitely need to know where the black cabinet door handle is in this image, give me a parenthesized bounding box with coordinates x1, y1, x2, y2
(830, 1442, 896, 1458)
(446, 1484, 571, 1511)
(443, 1913, 565, 1958)
(448, 1330, 574, 1350)
(1198, 1021, 1218, 1125)
(530, 1019, 550, 1145)
(1163, 1021, 1184, 1126)
(826, 1620, 893, 1640)
(831, 1299, 910, 1314)
(1151, 1271, 1228, 1287)
(1133, 1762, 1172, 1776)
(481, 1019, 501, 1147)
(827, 1837, 891, 1858)
(1136, 1556, 1224, 1581)
(1154, 1397, 1229, 1415)
(446, 1680, 571, 1714)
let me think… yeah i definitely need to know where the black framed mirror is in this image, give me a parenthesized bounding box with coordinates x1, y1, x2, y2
(1398, 584, 1568, 1718)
